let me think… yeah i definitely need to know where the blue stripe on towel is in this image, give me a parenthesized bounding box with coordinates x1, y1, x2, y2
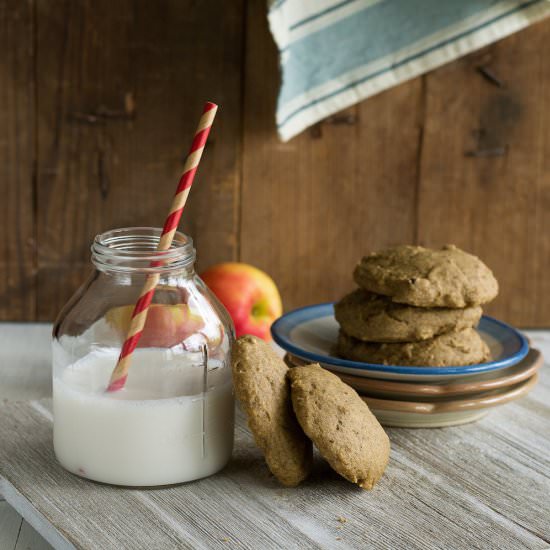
(277, 0, 544, 129)
(288, 0, 364, 31)
(270, 0, 287, 10)
(279, 0, 505, 104)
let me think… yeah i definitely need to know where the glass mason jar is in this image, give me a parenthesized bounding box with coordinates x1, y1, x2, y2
(52, 227, 235, 487)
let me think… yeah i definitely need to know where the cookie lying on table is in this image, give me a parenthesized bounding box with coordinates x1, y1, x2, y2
(288, 364, 390, 490)
(232, 336, 390, 489)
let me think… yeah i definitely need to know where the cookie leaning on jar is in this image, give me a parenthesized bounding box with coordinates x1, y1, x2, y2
(232, 336, 390, 489)
(335, 244, 498, 367)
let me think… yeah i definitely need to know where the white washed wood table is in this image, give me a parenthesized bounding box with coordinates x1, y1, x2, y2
(0, 324, 549, 550)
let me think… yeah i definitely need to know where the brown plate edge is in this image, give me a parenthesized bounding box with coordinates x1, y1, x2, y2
(362, 373, 539, 414)
(284, 349, 542, 398)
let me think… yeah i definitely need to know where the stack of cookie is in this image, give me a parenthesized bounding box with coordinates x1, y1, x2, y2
(334, 245, 499, 367)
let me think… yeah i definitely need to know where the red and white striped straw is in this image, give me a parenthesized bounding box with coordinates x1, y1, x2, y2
(106, 101, 218, 392)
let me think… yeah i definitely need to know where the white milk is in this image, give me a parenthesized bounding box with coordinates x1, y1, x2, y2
(53, 349, 234, 486)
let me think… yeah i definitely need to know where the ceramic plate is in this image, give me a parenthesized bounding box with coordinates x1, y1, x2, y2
(365, 374, 538, 428)
(272, 303, 529, 381)
(372, 409, 490, 428)
(284, 348, 542, 398)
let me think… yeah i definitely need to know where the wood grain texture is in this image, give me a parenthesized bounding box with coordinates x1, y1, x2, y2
(0, 323, 51, 401)
(15, 521, 53, 550)
(0, 497, 51, 550)
(34, 0, 244, 321)
(417, 19, 550, 326)
(0, 0, 36, 321)
(0, 324, 549, 548)
(1, 3, 550, 325)
(240, 0, 421, 310)
(0, 501, 22, 550)
(0, 480, 74, 550)
(0, 391, 549, 550)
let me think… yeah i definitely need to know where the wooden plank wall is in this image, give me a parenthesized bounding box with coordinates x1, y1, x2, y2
(0, 0, 36, 319)
(0, 0, 549, 326)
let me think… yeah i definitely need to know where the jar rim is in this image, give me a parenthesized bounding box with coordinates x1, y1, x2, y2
(91, 227, 196, 272)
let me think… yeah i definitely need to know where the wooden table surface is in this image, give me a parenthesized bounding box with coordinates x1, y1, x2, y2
(1, 323, 549, 550)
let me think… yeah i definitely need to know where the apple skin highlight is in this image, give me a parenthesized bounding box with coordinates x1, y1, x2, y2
(200, 262, 283, 341)
(106, 304, 204, 348)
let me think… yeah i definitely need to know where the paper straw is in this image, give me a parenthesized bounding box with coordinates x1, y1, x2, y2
(106, 102, 218, 392)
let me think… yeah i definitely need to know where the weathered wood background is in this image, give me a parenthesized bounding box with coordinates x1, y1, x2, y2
(1, 0, 549, 326)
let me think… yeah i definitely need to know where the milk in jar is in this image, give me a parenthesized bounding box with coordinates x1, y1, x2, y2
(52, 227, 235, 486)
(53, 347, 233, 486)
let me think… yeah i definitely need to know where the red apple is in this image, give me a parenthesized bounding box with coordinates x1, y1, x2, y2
(200, 263, 282, 341)
(106, 303, 204, 348)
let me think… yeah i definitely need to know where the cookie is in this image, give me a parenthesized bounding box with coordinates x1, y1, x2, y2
(231, 335, 312, 486)
(336, 328, 490, 367)
(353, 244, 498, 308)
(288, 364, 390, 490)
(334, 288, 483, 342)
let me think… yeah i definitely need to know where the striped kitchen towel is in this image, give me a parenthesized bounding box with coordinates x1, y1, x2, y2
(269, 0, 550, 141)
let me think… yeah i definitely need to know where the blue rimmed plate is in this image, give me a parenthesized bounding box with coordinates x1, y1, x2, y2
(271, 303, 529, 381)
